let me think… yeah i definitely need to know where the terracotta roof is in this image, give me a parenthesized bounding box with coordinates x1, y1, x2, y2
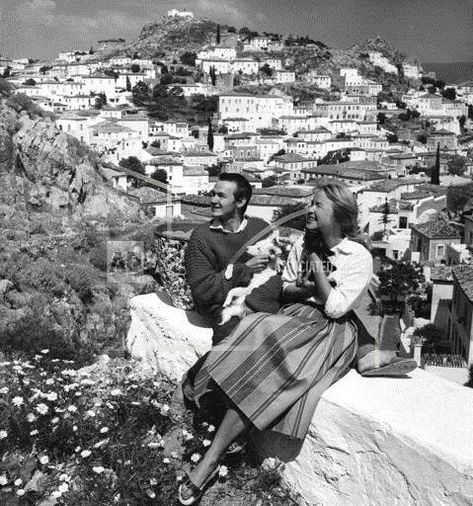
(452, 265, 473, 302)
(430, 265, 453, 282)
(412, 216, 461, 239)
(253, 186, 313, 198)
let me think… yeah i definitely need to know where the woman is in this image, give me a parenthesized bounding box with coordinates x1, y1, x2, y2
(178, 181, 373, 505)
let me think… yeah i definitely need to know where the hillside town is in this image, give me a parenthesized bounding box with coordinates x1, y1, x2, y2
(2, 9, 473, 377)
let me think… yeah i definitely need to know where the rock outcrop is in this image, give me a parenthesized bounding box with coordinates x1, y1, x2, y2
(127, 292, 473, 506)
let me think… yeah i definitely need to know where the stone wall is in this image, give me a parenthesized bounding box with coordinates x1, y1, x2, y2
(127, 292, 473, 506)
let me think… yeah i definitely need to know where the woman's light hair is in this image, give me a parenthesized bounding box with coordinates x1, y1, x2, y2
(313, 180, 360, 239)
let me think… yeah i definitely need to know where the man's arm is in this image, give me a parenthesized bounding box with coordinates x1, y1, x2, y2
(185, 232, 255, 309)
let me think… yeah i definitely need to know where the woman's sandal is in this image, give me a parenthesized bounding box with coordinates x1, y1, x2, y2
(177, 466, 220, 505)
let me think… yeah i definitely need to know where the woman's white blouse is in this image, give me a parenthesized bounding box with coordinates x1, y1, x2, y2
(282, 236, 373, 319)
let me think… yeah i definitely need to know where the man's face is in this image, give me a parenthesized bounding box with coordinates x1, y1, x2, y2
(210, 180, 243, 220)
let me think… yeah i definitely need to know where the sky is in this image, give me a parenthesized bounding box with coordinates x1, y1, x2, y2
(0, 0, 472, 63)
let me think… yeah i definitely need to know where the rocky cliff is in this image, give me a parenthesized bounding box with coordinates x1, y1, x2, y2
(0, 85, 157, 364)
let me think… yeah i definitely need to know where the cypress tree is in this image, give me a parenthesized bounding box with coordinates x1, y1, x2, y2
(431, 143, 440, 185)
(207, 116, 214, 151)
(216, 25, 221, 45)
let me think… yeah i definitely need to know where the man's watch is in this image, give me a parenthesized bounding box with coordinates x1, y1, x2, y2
(224, 264, 234, 280)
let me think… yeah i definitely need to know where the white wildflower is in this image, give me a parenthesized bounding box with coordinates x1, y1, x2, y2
(75, 446, 81, 453)
(39, 455, 49, 465)
(207, 424, 216, 433)
(46, 392, 58, 402)
(58, 483, 69, 493)
(218, 465, 229, 478)
(36, 403, 49, 415)
(40, 349, 50, 354)
(67, 405, 77, 413)
(93, 439, 109, 449)
(45, 378, 55, 385)
(81, 450, 91, 458)
(26, 413, 36, 423)
(0, 430, 7, 440)
(30, 430, 39, 436)
(59, 474, 71, 482)
(162, 458, 170, 464)
(202, 439, 211, 447)
(100, 427, 109, 434)
(149, 478, 158, 486)
(0, 475, 8, 486)
(12, 396, 24, 407)
(0, 387, 9, 394)
(110, 389, 121, 396)
(51, 417, 60, 424)
(85, 410, 96, 417)
(190, 453, 201, 463)
(14, 478, 22, 486)
(16, 489, 25, 496)
(147, 490, 156, 499)
(51, 490, 62, 498)
(72, 425, 78, 432)
(92, 466, 105, 474)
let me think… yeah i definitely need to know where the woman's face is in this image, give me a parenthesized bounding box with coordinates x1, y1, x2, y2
(306, 190, 338, 237)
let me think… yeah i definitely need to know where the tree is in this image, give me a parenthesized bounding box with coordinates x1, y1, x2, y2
(131, 81, 150, 106)
(180, 51, 196, 67)
(89, 46, 94, 55)
(259, 63, 273, 78)
(447, 155, 467, 177)
(468, 105, 473, 121)
(417, 134, 427, 144)
(119, 157, 145, 187)
(386, 133, 398, 143)
(376, 259, 425, 314)
(209, 65, 217, 86)
(216, 25, 221, 45)
(160, 73, 175, 85)
(24, 78, 37, 86)
(39, 65, 51, 75)
(205, 162, 226, 177)
(2, 67, 10, 78)
(459, 115, 466, 131)
(319, 149, 350, 165)
(126, 76, 132, 92)
(414, 324, 446, 352)
(465, 364, 473, 389)
(379, 198, 391, 235)
(431, 143, 440, 185)
(94, 92, 107, 109)
(130, 63, 140, 73)
(377, 112, 386, 125)
(150, 168, 168, 190)
(262, 175, 278, 187)
(207, 116, 214, 151)
(441, 87, 456, 100)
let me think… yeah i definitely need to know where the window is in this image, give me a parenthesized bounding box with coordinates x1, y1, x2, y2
(436, 244, 445, 259)
(399, 216, 408, 229)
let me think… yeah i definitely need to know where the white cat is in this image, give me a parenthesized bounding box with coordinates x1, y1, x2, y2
(220, 233, 283, 325)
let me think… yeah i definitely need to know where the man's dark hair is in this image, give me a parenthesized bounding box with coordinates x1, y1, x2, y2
(219, 172, 252, 215)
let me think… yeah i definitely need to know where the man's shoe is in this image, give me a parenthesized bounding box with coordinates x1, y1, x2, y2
(360, 357, 417, 377)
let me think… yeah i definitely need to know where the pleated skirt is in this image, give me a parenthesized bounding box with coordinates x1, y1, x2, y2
(191, 303, 358, 440)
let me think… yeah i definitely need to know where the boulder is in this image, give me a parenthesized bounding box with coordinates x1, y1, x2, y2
(126, 292, 212, 381)
(127, 293, 473, 505)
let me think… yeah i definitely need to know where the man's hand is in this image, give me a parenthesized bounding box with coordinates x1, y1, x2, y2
(245, 254, 269, 273)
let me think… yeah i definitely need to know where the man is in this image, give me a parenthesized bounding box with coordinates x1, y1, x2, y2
(185, 172, 280, 344)
(170, 173, 415, 421)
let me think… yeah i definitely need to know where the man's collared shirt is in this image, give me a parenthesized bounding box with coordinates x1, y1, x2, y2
(209, 217, 248, 234)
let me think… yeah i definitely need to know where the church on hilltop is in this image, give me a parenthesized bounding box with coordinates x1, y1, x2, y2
(167, 9, 194, 18)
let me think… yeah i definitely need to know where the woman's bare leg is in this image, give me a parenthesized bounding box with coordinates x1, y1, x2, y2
(181, 407, 250, 497)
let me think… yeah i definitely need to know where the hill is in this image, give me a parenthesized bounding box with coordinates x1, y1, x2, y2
(0, 79, 158, 364)
(422, 61, 473, 84)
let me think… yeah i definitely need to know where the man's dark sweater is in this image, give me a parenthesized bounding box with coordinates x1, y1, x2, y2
(185, 217, 282, 331)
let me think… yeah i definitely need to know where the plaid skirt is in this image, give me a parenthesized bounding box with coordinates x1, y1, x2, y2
(191, 303, 357, 440)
